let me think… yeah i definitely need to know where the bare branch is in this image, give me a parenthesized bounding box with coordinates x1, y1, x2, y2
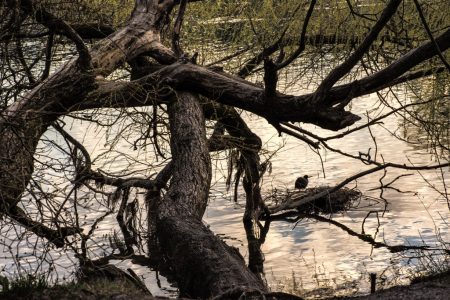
(12, 0, 92, 70)
(314, 0, 403, 101)
(326, 27, 450, 106)
(265, 212, 437, 253)
(269, 161, 450, 213)
(1, 204, 80, 248)
(275, 0, 317, 70)
(172, 0, 187, 57)
(413, 0, 450, 72)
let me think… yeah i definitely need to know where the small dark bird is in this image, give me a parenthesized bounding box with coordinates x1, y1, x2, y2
(295, 175, 309, 189)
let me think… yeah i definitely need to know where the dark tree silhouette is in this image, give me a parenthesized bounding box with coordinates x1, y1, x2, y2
(0, 0, 449, 298)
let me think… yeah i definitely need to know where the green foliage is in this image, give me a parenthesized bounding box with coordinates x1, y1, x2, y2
(408, 71, 450, 156)
(182, 1, 449, 67)
(33, 0, 133, 26)
(83, 0, 134, 26)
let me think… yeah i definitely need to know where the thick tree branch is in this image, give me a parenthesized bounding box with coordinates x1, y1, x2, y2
(82, 170, 160, 190)
(78, 36, 449, 132)
(326, 27, 450, 105)
(120, 62, 361, 130)
(1, 204, 80, 248)
(314, 0, 403, 101)
(413, 0, 450, 72)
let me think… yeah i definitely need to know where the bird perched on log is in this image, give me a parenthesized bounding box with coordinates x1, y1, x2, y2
(295, 175, 309, 189)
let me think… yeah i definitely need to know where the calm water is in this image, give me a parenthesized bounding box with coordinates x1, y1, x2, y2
(0, 77, 449, 297)
(203, 92, 449, 295)
(207, 121, 448, 290)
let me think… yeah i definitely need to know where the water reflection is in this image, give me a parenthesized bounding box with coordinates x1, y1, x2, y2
(204, 89, 449, 294)
(0, 72, 448, 298)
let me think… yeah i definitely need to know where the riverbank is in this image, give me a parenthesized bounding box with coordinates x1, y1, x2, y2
(1, 270, 449, 299)
(335, 270, 450, 300)
(0, 276, 155, 300)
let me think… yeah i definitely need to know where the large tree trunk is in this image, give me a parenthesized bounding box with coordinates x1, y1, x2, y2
(150, 92, 266, 297)
(1, 1, 268, 296)
(3, 0, 450, 298)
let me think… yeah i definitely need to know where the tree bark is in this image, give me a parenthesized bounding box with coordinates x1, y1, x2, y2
(149, 92, 266, 298)
(0, 0, 175, 245)
(2, 1, 450, 298)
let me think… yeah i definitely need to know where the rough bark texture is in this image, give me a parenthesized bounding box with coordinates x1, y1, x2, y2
(2, 0, 450, 298)
(150, 92, 266, 298)
(0, 0, 173, 245)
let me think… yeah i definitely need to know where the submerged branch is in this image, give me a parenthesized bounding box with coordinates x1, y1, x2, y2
(264, 212, 438, 253)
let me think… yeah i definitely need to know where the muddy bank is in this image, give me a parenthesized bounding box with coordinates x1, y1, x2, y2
(334, 271, 450, 300)
(2, 269, 450, 299)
